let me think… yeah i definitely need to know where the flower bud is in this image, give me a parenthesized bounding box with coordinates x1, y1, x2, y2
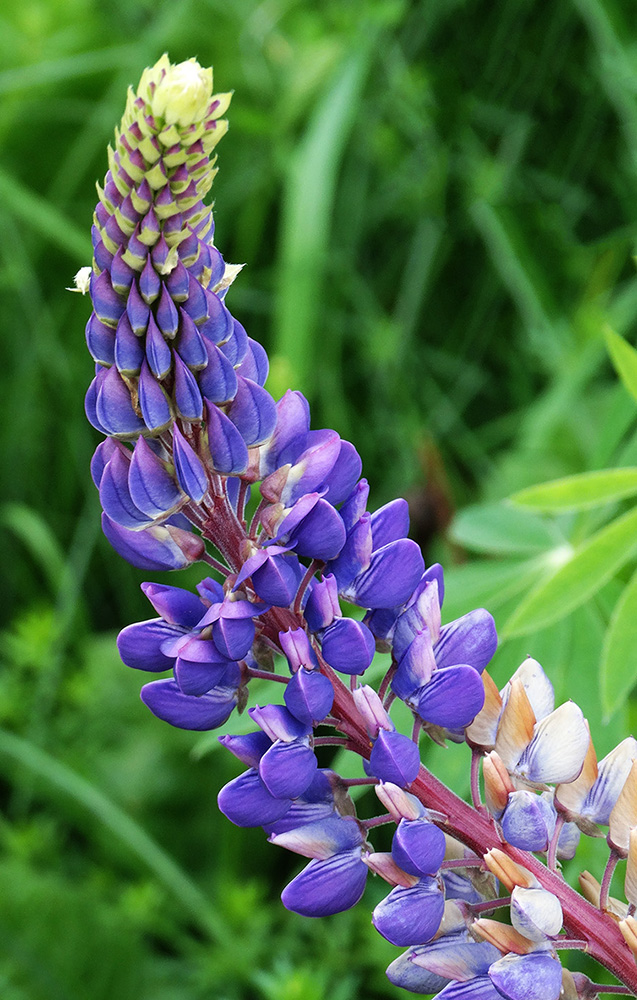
(510, 885, 563, 941)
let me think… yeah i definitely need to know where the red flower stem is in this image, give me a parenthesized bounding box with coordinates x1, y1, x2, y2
(207, 511, 637, 996)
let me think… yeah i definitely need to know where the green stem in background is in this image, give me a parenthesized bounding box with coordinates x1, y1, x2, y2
(0, 728, 231, 947)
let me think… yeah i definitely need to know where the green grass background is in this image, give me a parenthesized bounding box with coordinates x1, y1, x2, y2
(2, 0, 637, 996)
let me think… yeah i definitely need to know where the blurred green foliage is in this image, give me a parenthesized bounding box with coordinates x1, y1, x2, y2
(3, 0, 637, 995)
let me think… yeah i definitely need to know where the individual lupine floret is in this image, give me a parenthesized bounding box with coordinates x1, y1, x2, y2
(278, 629, 334, 726)
(354, 686, 421, 786)
(466, 656, 554, 754)
(234, 542, 305, 606)
(304, 573, 376, 675)
(386, 931, 502, 996)
(500, 790, 557, 853)
(327, 493, 425, 609)
(249, 704, 318, 799)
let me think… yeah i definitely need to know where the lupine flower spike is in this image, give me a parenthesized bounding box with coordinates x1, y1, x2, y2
(82, 56, 637, 998)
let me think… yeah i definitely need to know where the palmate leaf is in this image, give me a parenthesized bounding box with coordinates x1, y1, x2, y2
(601, 567, 637, 720)
(511, 467, 637, 511)
(449, 502, 560, 555)
(605, 327, 637, 406)
(502, 505, 637, 637)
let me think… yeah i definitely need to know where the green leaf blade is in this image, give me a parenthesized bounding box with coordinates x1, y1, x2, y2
(601, 567, 637, 720)
(502, 506, 637, 637)
(605, 327, 637, 406)
(511, 467, 637, 511)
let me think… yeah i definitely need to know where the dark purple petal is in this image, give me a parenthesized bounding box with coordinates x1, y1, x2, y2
(320, 441, 362, 505)
(284, 668, 334, 726)
(182, 271, 208, 323)
(140, 581, 204, 627)
(95, 365, 146, 436)
(177, 309, 208, 368)
(138, 360, 172, 431)
(172, 352, 203, 420)
(156, 284, 179, 338)
(338, 479, 370, 533)
(86, 313, 116, 365)
(368, 730, 421, 786)
(126, 278, 150, 335)
(329, 513, 373, 590)
(372, 878, 445, 946)
(218, 315, 248, 364)
(434, 609, 497, 674)
(117, 618, 181, 671)
(174, 655, 236, 696)
(349, 538, 425, 609)
(249, 703, 310, 742)
(226, 376, 277, 448)
(281, 849, 368, 917)
(114, 312, 145, 374)
(145, 314, 172, 379)
(139, 254, 161, 303)
(392, 818, 446, 877)
(259, 739, 318, 799)
(304, 574, 341, 632)
(285, 498, 347, 561)
(321, 617, 376, 675)
(218, 731, 273, 768)
(140, 678, 237, 730)
(99, 448, 152, 528)
(91, 269, 125, 327)
(435, 977, 502, 1000)
(165, 259, 190, 301)
(259, 389, 310, 476)
(205, 400, 249, 474)
(211, 615, 255, 660)
(90, 437, 122, 488)
(218, 769, 291, 827)
(101, 513, 204, 571)
(236, 336, 269, 385)
(252, 553, 300, 606)
(197, 340, 238, 403)
(200, 291, 232, 344)
(172, 425, 207, 501)
(128, 436, 183, 518)
(392, 629, 436, 701)
(280, 429, 342, 507)
(370, 498, 410, 548)
(413, 664, 485, 729)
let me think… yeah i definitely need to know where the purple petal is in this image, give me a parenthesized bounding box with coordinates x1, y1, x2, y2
(117, 618, 181, 671)
(372, 878, 444, 946)
(285, 498, 347, 561)
(226, 376, 277, 447)
(338, 479, 370, 533)
(197, 341, 238, 403)
(259, 389, 310, 476)
(140, 678, 238, 730)
(280, 429, 342, 507)
(173, 352, 204, 420)
(156, 284, 179, 338)
(371, 498, 410, 548)
(99, 448, 151, 528)
(304, 574, 341, 632)
(500, 790, 556, 852)
(86, 313, 116, 366)
(90, 437, 122, 488)
(249, 703, 309, 742)
(270, 815, 363, 859)
(217, 731, 273, 768)
(205, 400, 249, 474)
(138, 360, 172, 431)
(218, 769, 291, 827)
(320, 441, 362, 505)
(281, 849, 368, 917)
(279, 628, 318, 672)
(413, 665, 485, 729)
(139, 255, 161, 303)
(95, 365, 146, 436)
(145, 314, 172, 379)
(128, 436, 183, 517)
(140, 581, 204, 627)
(177, 309, 208, 368)
(126, 278, 150, 334)
(329, 513, 373, 590)
(91, 269, 125, 327)
(101, 513, 204, 571)
(488, 952, 562, 1000)
(321, 617, 376, 675)
(172, 425, 207, 501)
(392, 818, 446, 877)
(252, 554, 300, 606)
(434, 609, 497, 674)
(211, 615, 255, 660)
(114, 313, 145, 374)
(284, 668, 334, 726)
(259, 739, 318, 799)
(368, 730, 421, 786)
(174, 656, 237, 696)
(435, 977, 502, 999)
(350, 538, 425, 609)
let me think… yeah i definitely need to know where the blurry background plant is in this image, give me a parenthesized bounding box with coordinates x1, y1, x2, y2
(3, 0, 637, 997)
